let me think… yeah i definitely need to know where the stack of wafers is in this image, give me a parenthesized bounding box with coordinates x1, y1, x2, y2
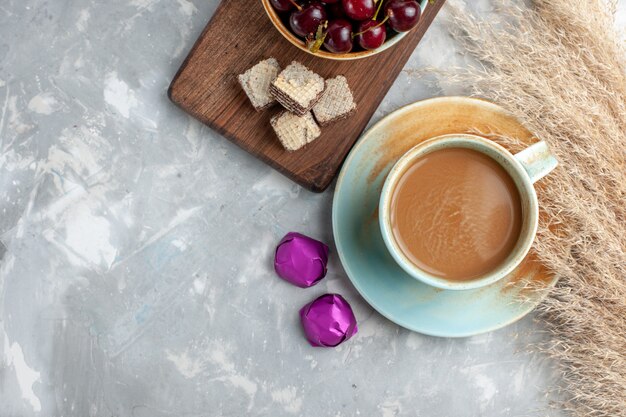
(238, 59, 357, 151)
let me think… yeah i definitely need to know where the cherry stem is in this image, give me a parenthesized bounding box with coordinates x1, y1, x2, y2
(372, 0, 386, 21)
(287, 0, 302, 11)
(352, 16, 389, 38)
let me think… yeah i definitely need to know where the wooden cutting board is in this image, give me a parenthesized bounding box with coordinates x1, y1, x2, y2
(169, 0, 446, 192)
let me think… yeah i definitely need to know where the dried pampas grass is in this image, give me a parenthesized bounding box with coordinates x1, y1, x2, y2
(445, 0, 626, 416)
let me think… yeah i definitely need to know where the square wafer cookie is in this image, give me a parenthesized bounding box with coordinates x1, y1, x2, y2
(269, 62, 325, 115)
(312, 75, 356, 126)
(270, 111, 321, 151)
(238, 58, 281, 111)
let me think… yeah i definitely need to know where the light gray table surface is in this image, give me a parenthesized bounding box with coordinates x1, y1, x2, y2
(1, 1, 624, 416)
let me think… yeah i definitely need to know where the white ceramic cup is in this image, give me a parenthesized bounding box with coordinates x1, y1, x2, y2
(379, 134, 558, 291)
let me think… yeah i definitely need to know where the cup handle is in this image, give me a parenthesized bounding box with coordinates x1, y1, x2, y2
(513, 141, 558, 184)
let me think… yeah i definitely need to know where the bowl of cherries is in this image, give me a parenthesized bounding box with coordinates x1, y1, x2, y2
(262, 0, 428, 60)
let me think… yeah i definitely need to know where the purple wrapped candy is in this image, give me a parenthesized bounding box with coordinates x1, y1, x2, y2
(274, 232, 329, 288)
(300, 294, 358, 347)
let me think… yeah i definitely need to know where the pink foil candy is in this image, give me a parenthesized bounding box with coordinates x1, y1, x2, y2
(274, 232, 329, 288)
(300, 294, 358, 347)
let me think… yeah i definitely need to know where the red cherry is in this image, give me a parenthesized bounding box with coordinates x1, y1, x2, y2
(342, 0, 375, 21)
(357, 20, 386, 50)
(290, 2, 328, 37)
(321, 0, 340, 3)
(385, 0, 421, 32)
(270, 0, 297, 12)
(324, 19, 353, 53)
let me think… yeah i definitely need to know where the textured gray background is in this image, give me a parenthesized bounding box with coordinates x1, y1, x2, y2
(1, 1, 624, 416)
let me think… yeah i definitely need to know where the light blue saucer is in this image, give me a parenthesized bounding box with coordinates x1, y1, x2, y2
(332, 97, 556, 337)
